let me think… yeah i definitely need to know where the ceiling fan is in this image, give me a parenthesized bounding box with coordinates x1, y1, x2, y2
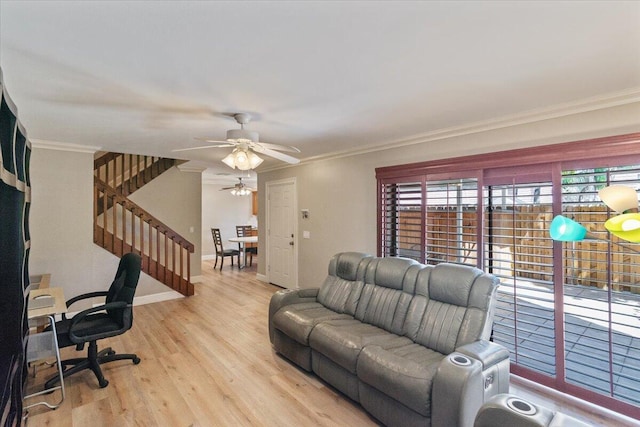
(173, 113, 300, 170)
(220, 177, 255, 196)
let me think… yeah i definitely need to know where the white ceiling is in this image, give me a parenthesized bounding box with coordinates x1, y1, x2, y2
(1, 1, 639, 182)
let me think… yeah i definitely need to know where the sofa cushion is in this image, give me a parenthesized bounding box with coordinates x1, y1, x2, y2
(354, 258, 422, 335)
(272, 303, 351, 346)
(427, 263, 482, 306)
(317, 276, 365, 316)
(410, 297, 468, 354)
(329, 251, 372, 281)
(317, 252, 371, 315)
(309, 318, 411, 374)
(363, 257, 420, 290)
(404, 263, 500, 354)
(357, 343, 446, 417)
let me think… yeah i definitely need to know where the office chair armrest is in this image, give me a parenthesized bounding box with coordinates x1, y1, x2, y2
(65, 291, 109, 308)
(68, 301, 129, 343)
(62, 291, 110, 320)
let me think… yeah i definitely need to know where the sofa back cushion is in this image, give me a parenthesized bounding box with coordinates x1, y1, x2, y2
(404, 263, 499, 354)
(354, 257, 421, 335)
(317, 252, 372, 316)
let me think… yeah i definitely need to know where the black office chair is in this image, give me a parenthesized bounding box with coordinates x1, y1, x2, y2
(45, 252, 142, 389)
(212, 228, 239, 270)
(236, 225, 257, 267)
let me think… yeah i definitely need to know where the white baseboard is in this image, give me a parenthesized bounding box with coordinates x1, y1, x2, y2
(190, 275, 204, 284)
(256, 273, 268, 283)
(202, 254, 215, 261)
(134, 291, 183, 306)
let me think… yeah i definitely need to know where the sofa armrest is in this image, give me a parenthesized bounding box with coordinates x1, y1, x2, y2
(456, 340, 510, 371)
(432, 340, 510, 427)
(268, 288, 319, 343)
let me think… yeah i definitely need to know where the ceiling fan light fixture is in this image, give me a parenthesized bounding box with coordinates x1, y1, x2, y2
(222, 148, 263, 170)
(247, 150, 264, 169)
(221, 152, 236, 169)
(231, 186, 252, 196)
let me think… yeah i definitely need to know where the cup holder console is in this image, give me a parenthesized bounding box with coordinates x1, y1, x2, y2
(450, 354, 472, 366)
(506, 397, 537, 416)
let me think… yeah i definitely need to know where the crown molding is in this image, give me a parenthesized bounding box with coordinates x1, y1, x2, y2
(30, 139, 101, 154)
(262, 87, 640, 172)
(177, 161, 207, 173)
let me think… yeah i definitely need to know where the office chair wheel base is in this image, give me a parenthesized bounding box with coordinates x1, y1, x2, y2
(133, 357, 141, 364)
(99, 379, 109, 388)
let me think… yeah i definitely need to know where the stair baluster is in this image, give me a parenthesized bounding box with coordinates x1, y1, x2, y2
(93, 153, 194, 296)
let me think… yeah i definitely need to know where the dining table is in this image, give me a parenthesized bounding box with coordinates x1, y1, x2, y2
(228, 235, 258, 269)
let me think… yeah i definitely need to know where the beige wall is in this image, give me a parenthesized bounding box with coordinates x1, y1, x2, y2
(29, 148, 199, 308)
(201, 182, 254, 258)
(129, 165, 202, 277)
(257, 102, 640, 288)
(29, 148, 97, 299)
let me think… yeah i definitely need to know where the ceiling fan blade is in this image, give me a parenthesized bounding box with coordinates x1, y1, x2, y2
(172, 143, 235, 152)
(219, 186, 235, 191)
(256, 142, 301, 153)
(194, 137, 235, 143)
(255, 147, 300, 164)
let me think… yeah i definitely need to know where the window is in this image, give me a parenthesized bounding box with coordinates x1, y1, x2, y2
(380, 177, 479, 266)
(376, 132, 640, 419)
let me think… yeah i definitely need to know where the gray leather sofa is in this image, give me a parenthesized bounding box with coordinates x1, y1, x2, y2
(269, 252, 511, 427)
(474, 394, 592, 427)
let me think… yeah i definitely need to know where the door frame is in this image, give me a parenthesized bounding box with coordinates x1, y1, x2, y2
(265, 177, 298, 288)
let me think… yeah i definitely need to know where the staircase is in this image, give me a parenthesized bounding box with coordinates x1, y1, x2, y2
(93, 153, 194, 296)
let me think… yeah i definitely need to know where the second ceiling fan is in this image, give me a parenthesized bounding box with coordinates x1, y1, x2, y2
(220, 177, 255, 196)
(173, 113, 300, 170)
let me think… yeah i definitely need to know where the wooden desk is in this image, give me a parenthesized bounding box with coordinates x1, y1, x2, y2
(229, 236, 258, 268)
(28, 287, 67, 320)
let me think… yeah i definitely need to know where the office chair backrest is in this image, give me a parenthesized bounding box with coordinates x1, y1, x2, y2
(106, 252, 142, 329)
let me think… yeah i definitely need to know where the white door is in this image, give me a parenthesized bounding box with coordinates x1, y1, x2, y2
(266, 178, 297, 288)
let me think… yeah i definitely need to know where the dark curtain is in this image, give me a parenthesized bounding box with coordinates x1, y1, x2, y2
(0, 68, 31, 427)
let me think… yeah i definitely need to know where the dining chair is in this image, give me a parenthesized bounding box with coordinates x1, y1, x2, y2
(236, 225, 257, 267)
(212, 228, 239, 270)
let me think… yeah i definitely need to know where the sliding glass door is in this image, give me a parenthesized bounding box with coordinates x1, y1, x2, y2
(376, 134, 640, 418)
(483, 176, 557, 381)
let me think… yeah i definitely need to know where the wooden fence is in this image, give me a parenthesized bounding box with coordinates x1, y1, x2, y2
(393, 206, 640, 293)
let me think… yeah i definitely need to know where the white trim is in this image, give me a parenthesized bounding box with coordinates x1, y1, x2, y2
(177, 162, 207, 173)
(202, 254, 216, 260)
(30, 139, 101, 154)
(190, 275, 204, 284)
(259, 87, 640, 172)
(256, 273, 268, 283)
(134, 291, 183, 306)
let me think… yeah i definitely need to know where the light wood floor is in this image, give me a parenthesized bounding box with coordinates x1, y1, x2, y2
(24, 261, 640, 426)
(25, 261, 379, 426)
